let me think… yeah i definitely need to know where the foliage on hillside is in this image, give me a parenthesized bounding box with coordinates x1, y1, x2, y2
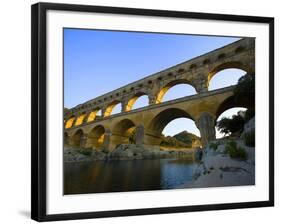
(64, 107, 69, 113)
(160, 131, 200, 148)
(160, 136, 189, 148)
(174, 131, 200, 146)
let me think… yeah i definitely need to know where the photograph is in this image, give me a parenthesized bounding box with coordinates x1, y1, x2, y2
(31, 2, 274, 221)
(63, 29, 255, 195)
(0, 0, 278, 223)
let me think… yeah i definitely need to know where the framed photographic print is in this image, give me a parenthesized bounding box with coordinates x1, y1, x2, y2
(31, 2, 274, 222)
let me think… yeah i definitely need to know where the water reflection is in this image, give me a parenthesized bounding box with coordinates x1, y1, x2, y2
(64, 158, 196, 194)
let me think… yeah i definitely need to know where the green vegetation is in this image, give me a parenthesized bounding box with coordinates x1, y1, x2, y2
(64, 107, 69, 113)
(244, 108, 255, 123)
(225, 141, 247, 160)
(217, 114, 245, 136)
(216, 74, 255, 137)
(234, 74, 255, 108)
(209, 142, 219, 150)
(216, 108, 255, 136)
(79, 149, 93, 156)
(173, 131, 200, 146)
(160, 135, 189, 148)
(243, 129, 255, 147)
(160, 131, 201, 148)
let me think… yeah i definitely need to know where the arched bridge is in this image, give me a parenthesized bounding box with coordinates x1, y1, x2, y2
(64, 38, 255, 150)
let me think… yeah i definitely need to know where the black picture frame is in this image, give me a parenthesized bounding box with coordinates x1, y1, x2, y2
(31, 2, 274, 222)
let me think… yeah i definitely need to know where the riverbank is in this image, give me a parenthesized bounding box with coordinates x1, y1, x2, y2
(64, 144, 196, 162)
(178, 139, 255, 189)
(177, 116, 255, 189)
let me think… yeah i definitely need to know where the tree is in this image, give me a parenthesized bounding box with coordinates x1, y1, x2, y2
(234, 74, 255, 108)
(217, 114, 245, 136)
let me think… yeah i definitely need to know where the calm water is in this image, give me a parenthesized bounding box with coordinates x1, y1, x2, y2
(64, 157, 197, 194)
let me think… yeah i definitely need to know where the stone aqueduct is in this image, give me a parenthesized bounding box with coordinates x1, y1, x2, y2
(64, 38, 255, 150)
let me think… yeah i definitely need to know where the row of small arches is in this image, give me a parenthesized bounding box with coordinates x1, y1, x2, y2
(73, 59, 250, 113)
(98, 45, 246, 101)
(65, 106, 247, 150)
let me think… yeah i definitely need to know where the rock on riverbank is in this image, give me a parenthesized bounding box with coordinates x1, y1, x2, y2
(64, 144, 195, 162)
(180, 139, 255, 188)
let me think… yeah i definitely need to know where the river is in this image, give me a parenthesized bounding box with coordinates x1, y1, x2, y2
(64, 157, 197, 194)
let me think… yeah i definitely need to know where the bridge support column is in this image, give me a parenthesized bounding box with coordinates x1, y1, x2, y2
(121, 99, 129, 112)
(197, 112, 216, 146)
(102, 131, 111, 152)
(144, 132, 161, 146)
(107, 133, 128, 151)
(135, 124, 144, 145)
(80, 134, 90, 149)
(148, 94, 157, 105)
(101, 107, 107, 117)
(193, 76, 209, 93)
(64, 134, 70, 145)
(197, 85, 208, 93)
(68, 133, 83, 148)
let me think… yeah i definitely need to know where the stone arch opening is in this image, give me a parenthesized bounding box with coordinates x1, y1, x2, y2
(156, 80, 196, 104)
(126, 93, 149, 111)
(111, 119, 136, 148)
(70, 129, 84, 148)
(215, 107, 247, 138)
(87, 108, 102, 122)
(65, 116, 75, 129)
(162, 118, 201, 137)
(161, 118, 201, 149)
(88, 125, 106, 149)
(209, 68, 247, 90)
(146, 108, 197, 146)
(149, 108, 194, 134)
(104, 101, 121, 117)
(207, 61, 250, 89)
(75, 112, 87, 126)
(215, 95, 250, 120)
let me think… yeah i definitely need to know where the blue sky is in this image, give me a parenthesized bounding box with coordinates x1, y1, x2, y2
(64, 29, 246, 137)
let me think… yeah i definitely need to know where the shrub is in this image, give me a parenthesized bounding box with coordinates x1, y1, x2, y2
(243, 129, 255, 147)
(226, 141, 237, 149)
(79, 149, 92, 156)
(225, 141, 247, 160)
(209, 142, 219, 150)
